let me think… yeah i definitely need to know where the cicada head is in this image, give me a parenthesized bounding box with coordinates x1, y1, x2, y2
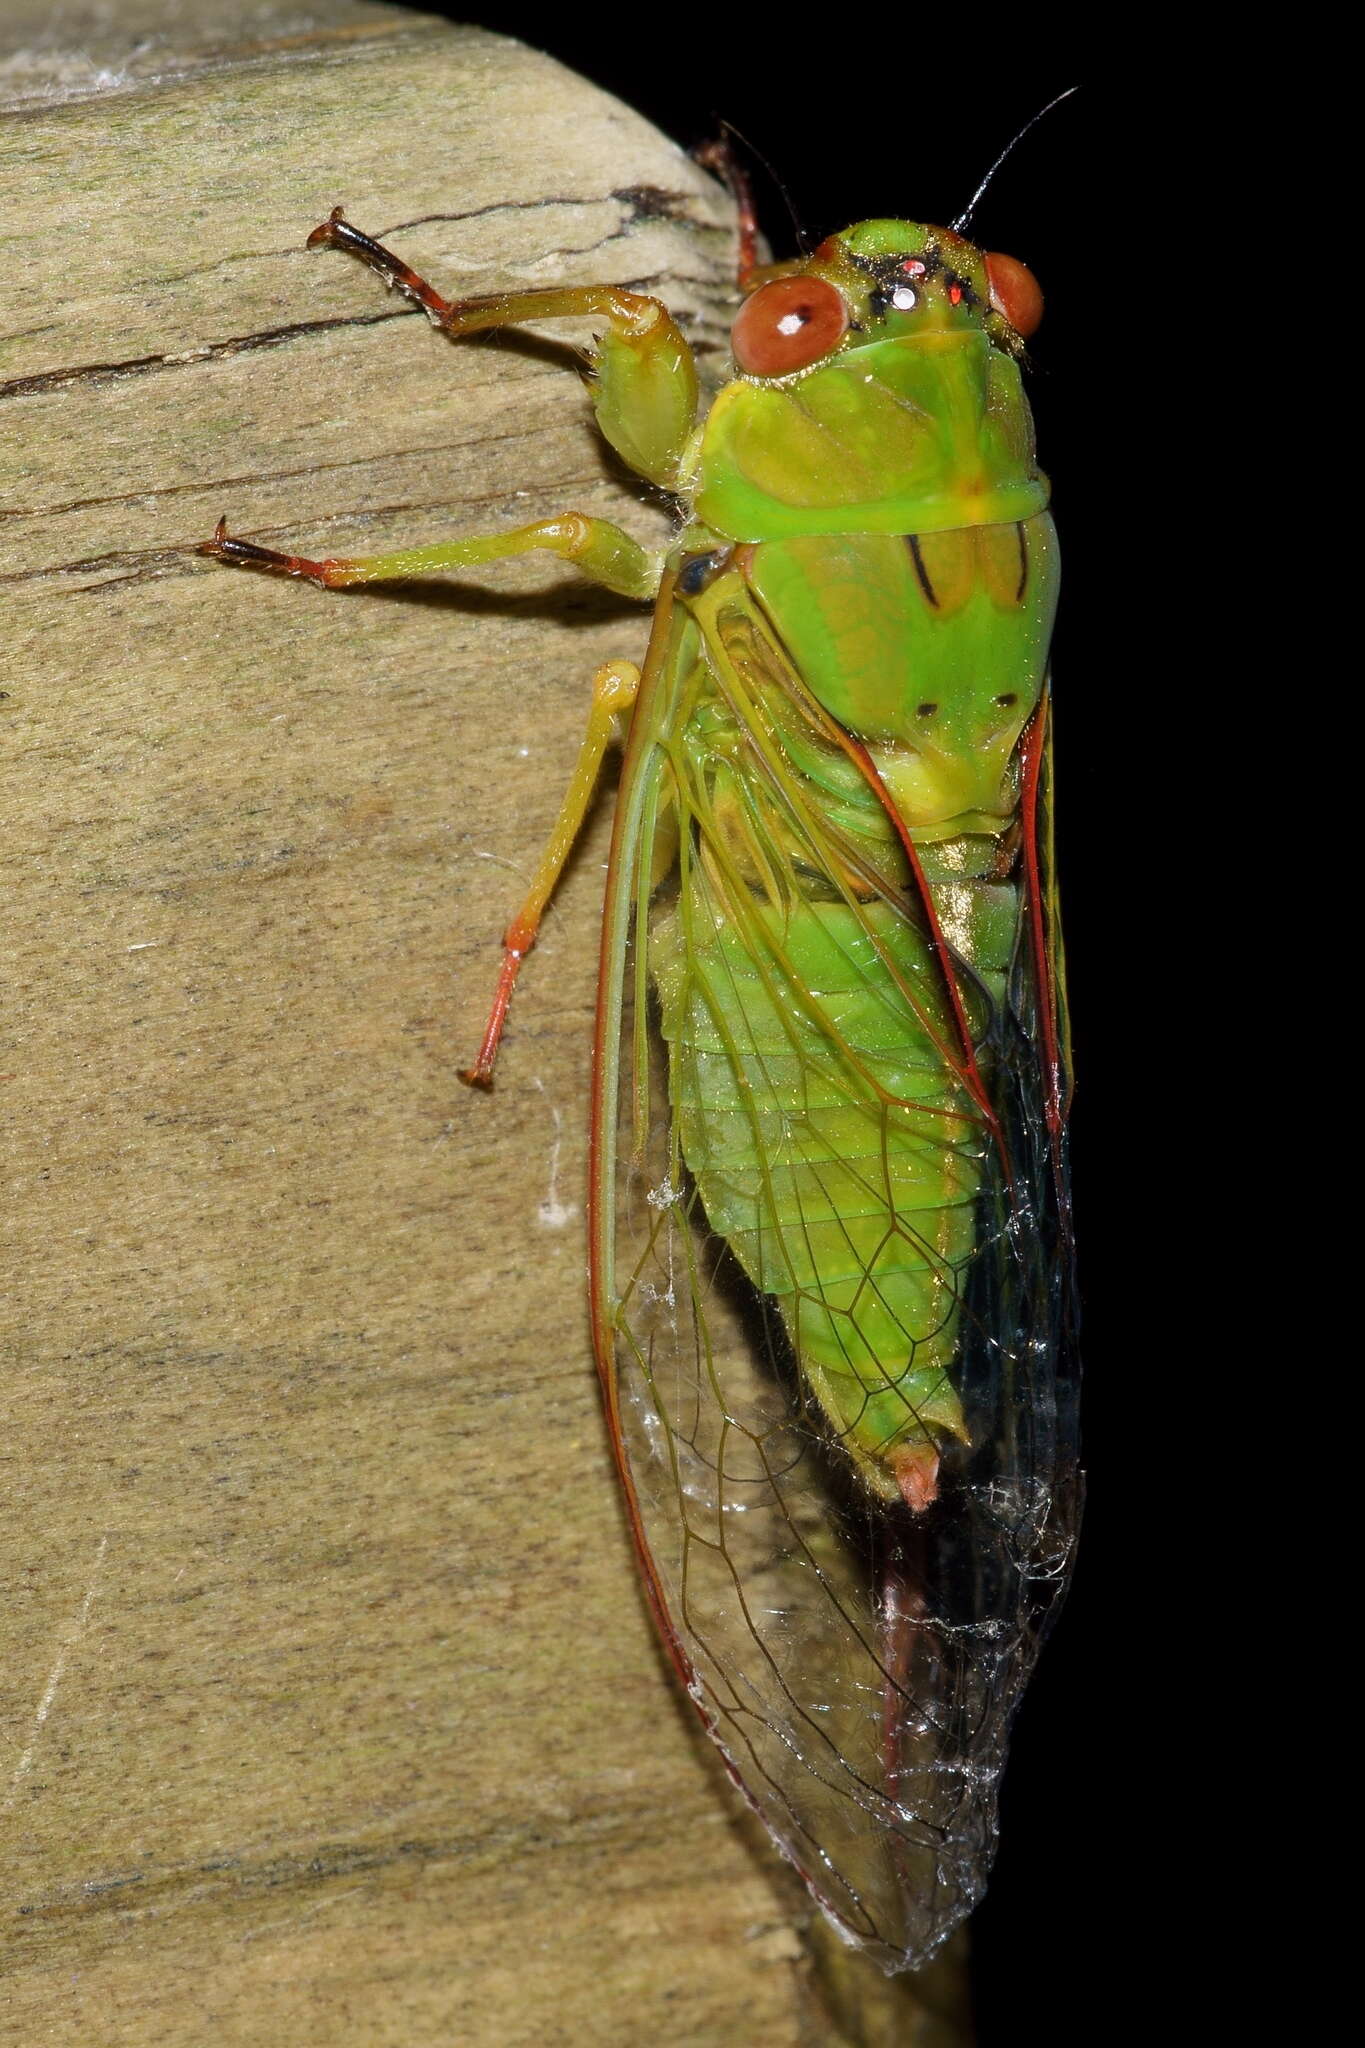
(694, 219, 1050, 544)
(725, 220, 1043, 377)
(822, 220, 1043, 351)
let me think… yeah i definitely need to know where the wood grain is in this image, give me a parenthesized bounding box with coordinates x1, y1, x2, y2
(1, 8, 971, 2041)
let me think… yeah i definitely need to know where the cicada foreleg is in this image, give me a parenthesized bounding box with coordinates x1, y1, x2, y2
(459, 655, 641, 1090)
(307, 209, 701, 492)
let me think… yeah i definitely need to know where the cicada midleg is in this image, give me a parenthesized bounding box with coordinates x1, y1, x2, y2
(202, 177, 1080, 1972)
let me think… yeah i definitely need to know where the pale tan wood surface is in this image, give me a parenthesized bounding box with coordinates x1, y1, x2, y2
(1, 9, 972, 2041)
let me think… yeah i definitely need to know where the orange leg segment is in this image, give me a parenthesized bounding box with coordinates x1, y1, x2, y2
(459, 656, 640, 1089)
(693, 137, 761, 289)
(307, 206, 670, 340)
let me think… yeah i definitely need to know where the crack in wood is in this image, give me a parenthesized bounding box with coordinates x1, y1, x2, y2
(0, 419, 573, 526)
(0, 310, 403, 403)
(125, 186, 725, 299)
(0, 240, 724, 406)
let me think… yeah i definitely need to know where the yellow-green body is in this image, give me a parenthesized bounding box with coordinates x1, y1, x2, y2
(204, 202, 1076, 1972)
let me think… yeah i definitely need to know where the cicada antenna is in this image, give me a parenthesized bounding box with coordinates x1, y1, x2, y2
(951, 86, 1079, 234)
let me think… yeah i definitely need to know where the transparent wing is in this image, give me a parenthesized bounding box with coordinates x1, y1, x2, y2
(589, 585, 1080, 1972)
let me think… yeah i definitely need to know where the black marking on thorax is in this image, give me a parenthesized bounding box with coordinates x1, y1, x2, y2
(1015, 522, 1029, 602)
(905, 534, 938, 608)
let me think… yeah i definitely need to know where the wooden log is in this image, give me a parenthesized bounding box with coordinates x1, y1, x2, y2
(0, 8, 972, 2041)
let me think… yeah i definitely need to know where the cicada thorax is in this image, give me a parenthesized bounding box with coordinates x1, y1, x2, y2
(737, 514, 1059, 836)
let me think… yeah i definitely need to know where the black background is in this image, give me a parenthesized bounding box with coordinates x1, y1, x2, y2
(389, 13, 1206, 2038)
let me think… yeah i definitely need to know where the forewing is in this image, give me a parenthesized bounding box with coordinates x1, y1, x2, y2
(589, 585, 1079, 1971)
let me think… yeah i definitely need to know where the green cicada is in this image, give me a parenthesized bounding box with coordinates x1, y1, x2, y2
(203, 159, 1079, 1971)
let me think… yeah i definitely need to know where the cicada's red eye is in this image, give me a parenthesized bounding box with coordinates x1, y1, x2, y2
(984, 251, 1044, 338)
(731, 276, 849, 376)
